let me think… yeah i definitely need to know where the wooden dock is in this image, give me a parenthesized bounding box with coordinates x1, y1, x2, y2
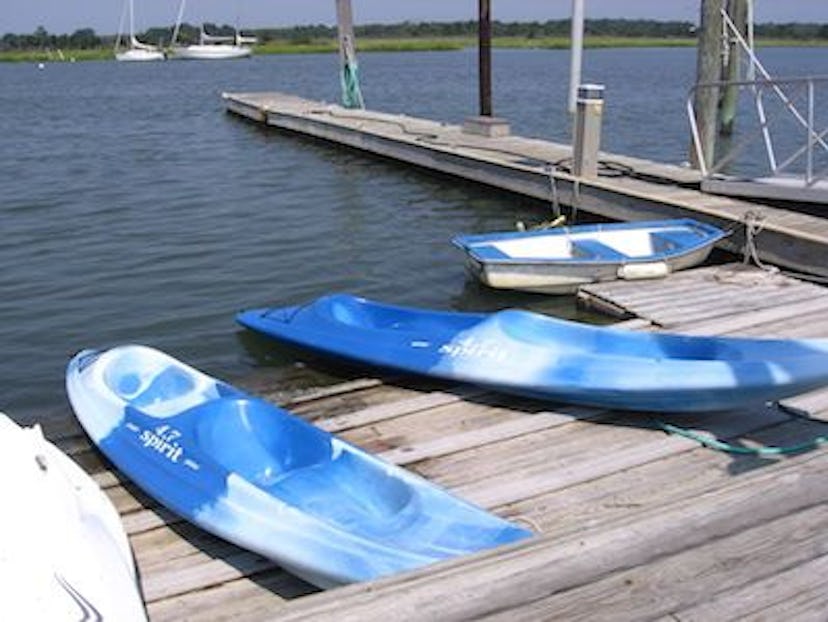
(223, 91, 828, 280)
(46, 263, 828, 621)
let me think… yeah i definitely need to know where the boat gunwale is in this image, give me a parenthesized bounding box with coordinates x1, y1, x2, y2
(453, 218, 728, 265)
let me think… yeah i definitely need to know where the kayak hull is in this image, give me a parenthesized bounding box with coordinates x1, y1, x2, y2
(66, 345, 531, 589)
(237, 294, 828, 413)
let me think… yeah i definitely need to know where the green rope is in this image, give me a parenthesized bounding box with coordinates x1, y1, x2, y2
(340, 60, 364, 109)
(659, 422, 828, 455)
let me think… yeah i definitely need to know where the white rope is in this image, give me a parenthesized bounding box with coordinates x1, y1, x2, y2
(571, 178, 581, 223)
(741, 210, 777, 272)
(546, 162, 561, 219)
(740, 210, 828, 284)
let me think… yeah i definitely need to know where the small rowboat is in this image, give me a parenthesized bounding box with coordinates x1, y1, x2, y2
(452, 218, 727, 293)
(66, 345, 531, 589)
(237, 294, 828, 413)
(0, 414, 145, 621)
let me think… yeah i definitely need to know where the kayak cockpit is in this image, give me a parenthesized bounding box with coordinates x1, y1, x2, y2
(197, 397, 415, 531)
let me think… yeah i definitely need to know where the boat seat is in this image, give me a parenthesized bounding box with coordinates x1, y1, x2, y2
(197, 398, 332, 487)
(463, 244, 511, 261)
(650, 229, 702, 252)
(571, 239, 629, 261)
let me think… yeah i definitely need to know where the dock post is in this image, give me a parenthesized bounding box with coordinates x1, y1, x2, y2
(463, 0, 510, 137)
(691, 0, 725, 169)
(572, 84, 605, 178)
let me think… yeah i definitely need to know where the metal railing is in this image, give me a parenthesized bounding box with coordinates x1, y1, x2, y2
(688, 74, 828, 186)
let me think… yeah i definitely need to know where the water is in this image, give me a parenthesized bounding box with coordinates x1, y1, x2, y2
(1, 46, 825, 422)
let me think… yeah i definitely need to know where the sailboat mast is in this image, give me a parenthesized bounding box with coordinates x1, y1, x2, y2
(171, 0, 187, 46)
(115, 0, 128, 51)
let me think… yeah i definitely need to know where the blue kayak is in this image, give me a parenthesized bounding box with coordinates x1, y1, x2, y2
(65, 345, 530, 589)
(237, 294, 828, 413)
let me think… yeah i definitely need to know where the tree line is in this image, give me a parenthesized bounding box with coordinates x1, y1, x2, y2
(3, 18, 827, 51)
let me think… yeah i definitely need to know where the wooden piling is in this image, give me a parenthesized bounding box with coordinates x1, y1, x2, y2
(478, 0, 493, 117)
(335, 0, 364, 109)
(691, 0, 725, 169)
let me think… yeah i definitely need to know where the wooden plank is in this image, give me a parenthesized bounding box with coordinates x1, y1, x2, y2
(605, 284, 823, 329)
(673, 294, 828, 336)
(637, 280, 824, 316)
(477, 504, 828, 621)
(147, 571, 314, 622)
(601, 269, 802, 305)
(314, 386, 488, 433)
(133, 522, 235, 570)
(663, 554, 828, 622)
(582, 274, 828, 333)
(419, 406, 790, 508)
(499, 416, 828, 536)
(730, 310, 828, 339)
(781, 386, 828, 417)
(141, 549, 276, 602)
(378, 405, 604, 466)
(123, 506, 179, 535)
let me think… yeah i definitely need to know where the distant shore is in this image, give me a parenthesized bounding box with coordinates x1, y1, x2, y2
(3, 35, 827, 63)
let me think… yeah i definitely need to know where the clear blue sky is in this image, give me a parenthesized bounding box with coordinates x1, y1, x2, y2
(3, 1, 825, 36)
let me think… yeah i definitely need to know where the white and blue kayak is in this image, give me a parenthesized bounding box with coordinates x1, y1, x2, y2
(237, 294, 828, 413)
(452, 218, 727, 293)
(0, 414, 146, 621)
(65, 345, 531, 589)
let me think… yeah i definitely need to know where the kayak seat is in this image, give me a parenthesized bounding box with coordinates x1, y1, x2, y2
(323, 295, 374, 328)
(129, 367, 196, 408)
(270, 448, 416, 535)
(570, 239, 629, 261)
(320, 294, 481, 335)
(106, 358, 213, 419)
(197, 398, 333, 487)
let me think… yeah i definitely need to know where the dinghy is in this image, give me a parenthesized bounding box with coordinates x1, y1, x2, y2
(452, 218, 727, 293)
(66, 346, 531, 589)
(0, 414, 146, 621)
(237, 294, 828, 413)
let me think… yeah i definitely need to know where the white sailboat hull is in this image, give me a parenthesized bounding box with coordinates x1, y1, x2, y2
(116, 48, 165, 62)
(170, 44, 252, 60)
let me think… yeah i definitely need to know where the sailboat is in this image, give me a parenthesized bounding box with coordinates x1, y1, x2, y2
(114, 0, 165, 61)
(168, 0, 254, 60)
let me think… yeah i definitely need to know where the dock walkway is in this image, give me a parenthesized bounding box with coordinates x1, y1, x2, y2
(224, 92, 828, 279)
(49, 263, 828, 621)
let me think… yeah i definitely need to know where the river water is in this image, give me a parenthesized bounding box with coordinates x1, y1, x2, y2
(1, 46, 825, 421)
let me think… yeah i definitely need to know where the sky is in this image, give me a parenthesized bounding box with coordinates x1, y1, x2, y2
(2, 1, 825, 36)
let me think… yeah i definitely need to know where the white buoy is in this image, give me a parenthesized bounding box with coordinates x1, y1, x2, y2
(37, 63, 45, 70)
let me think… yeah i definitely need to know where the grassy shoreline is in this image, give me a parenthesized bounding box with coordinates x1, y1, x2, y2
(2, 35, 827, 62)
